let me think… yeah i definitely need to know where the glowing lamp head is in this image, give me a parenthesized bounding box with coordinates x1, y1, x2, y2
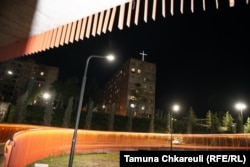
(173, 104, 180, 112)
(105, 54, 115, 61)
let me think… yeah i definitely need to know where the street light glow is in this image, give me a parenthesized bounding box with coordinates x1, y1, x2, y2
(106, 54, 115, 61)
(173, 104, 180, 112)
(235, 103, 246, 111)
(130, 103, 135, 108)
(42, 92, 51, 100)
(7, 70, 13, 75)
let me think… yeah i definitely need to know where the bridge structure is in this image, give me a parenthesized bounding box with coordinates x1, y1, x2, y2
(0, 0, 249, 62)
(0, 123, 249, 167)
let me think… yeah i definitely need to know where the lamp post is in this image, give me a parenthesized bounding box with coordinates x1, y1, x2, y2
(170, 104, 179, 151)
(235, 102, 246, 133)
(42, 92, 51, 104)
(68, 54, 114, 167)
(7, 70, 17, 103)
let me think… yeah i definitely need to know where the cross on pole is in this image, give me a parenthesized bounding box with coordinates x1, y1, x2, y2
(139, 50, 147, 61)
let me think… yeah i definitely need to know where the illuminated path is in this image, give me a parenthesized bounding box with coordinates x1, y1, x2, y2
(0, 124, 249, 167)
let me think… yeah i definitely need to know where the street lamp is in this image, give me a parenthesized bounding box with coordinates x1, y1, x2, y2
(68, 54, 115, 167)
(7, 70, 13, 75)
(170, 104, 179, 151)
(42, 92, 51, 105)
(235, 102, 246, 133)
(7, 70, 17, 103)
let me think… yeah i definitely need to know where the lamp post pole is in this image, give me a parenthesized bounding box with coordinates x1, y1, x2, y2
(68, 55, 114, 167)
(170, 110, 173, 151)
(170, 104, 179, 151)
(235, 102, 246, 133)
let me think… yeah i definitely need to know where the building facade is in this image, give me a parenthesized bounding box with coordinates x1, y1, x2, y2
(0, 59, 59, 105)
(102, 57, 156, 118)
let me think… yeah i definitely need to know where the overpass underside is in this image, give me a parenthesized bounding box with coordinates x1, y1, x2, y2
(0, 0, 249, 62)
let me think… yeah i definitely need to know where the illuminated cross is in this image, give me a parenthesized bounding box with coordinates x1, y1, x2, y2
(139, 50, 147, 61)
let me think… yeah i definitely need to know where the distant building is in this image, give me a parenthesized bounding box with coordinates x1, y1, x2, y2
(0, 59, 59, 105)
(101, 57, 156, 118)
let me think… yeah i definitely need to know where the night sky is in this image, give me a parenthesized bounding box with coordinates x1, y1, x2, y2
(20, 3, 250, 118)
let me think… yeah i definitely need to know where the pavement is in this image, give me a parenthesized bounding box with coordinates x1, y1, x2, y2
(0, 143, 4, 167)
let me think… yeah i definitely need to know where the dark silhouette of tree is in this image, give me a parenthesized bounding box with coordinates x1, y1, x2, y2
(108, 103, 115, 131)
(211, 112, 220, 133)
(205, 110, 212, 127)
(15, 78, 35, 123)
(166, 111, 171, 133)
(187, 107, 197, 134)
(63, 96, 74, 127)
(85, 77, 101, 105)
(43, 97, 54, 126)
(50, 77, 79, 127)
(50, 77, 79, 109)
(50, 80, 64, 109)
(149, 110, 154, 132)
(127, 103, 133, 132)
(84, 100, 94, 129)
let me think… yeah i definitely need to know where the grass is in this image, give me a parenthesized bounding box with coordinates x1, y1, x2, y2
(27, 152, 120, 167)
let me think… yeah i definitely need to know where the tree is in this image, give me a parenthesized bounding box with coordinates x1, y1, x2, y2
(15, 78, 35, 123)
(221, 111, 235, 133)
(62, 97, 74, 127)
(50, 77, 79, 110)
(127, 103, 133, 132)
(84, 100, 94, 129)
(43, 90, 55, 126)
(186, 107, 197, 134)
(50, 80, 64, 109)
(166, 111, 171, 133)
(50, 77, 79, 127)
(84, 77, 101, 105)
(149, 110, 154, 133)
(108, 103, 115, 131)
(244, 117, 250, 133)
(205, 110, 212, 128)
(211, 112, 220, 133)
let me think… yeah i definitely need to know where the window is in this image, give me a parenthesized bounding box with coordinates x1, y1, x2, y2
(135, 83, 141, 87)
(131, 68, 136, 73)
(130, 96, 136, 101)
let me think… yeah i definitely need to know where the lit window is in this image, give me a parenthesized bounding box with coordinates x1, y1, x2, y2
(40, 72, 44, 76)
(141, 105, 145, 110)
(130, 96, 136, 100)
(131, 68, 136, 73)
(137, 69, 141, 74)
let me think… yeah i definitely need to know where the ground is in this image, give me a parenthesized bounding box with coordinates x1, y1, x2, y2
(28, 152, 120, 167)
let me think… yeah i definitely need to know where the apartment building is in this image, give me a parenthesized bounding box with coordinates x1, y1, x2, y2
(102, 57, 156, 118)
(0, 59, 59, 104)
